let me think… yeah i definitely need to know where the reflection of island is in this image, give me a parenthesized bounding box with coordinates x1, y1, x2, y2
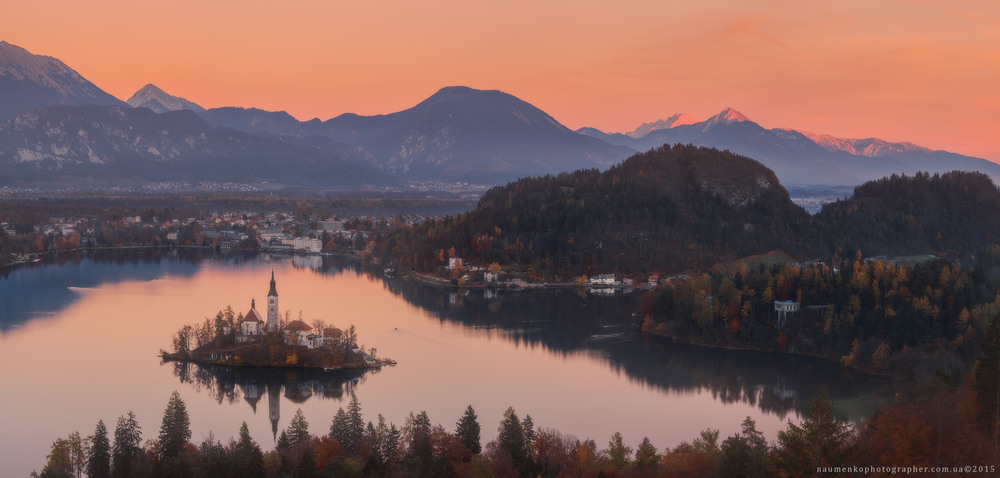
(374, 278, 890, 422)
(170, 360, 371, 440)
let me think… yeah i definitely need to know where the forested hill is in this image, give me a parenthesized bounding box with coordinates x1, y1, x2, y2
(814, 171, 1000, 259)
(375, 144, 811, 276)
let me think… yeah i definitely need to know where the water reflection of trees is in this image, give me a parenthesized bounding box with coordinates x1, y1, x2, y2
(168, 360, 375, 440)
(0, 249, 208, 331)
(169, 361, 371, 407)
(376, 278, 889, 422)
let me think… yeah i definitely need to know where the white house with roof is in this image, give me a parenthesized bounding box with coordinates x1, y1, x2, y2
(588, 274, 618, 286)
(282, 320, 313, 346)
(774, 300, 800, 329)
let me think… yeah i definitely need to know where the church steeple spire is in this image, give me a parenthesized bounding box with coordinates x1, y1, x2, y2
(266, 270, 279, 332)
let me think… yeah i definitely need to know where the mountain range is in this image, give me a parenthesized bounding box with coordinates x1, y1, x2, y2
(0, 40, 996, 190)
(577, 108, 1000, 185)
(0, 105, 392, 188)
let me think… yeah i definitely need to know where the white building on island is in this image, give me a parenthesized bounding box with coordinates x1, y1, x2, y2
(234, 272, 347, 350)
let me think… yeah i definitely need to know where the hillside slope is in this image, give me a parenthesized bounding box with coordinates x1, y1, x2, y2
(377, 144, 811, 274)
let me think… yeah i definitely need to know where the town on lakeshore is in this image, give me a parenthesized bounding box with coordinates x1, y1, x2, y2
(161, 271, 394, 370)
(0, 206, 670, 292)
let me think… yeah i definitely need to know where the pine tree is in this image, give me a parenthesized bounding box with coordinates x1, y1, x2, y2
(497, 407, 526, 469)
(775, 390, 855, 477)
(720, 417, 771, 478)
(345, 394, 365, 456)
(634, 436, 659, 471)
(385, 421, 402, 465)
(233, 422, 265, 478)
(406, 411, 433, 470)
(111, 412, 141, 478)
(87, 420, 111, 478)
(328, 408, 349, 447)
(455, 405, 481, 455)
(523, 414, 535, 448)
(286, 409, 311, 448)
(276, 430, 291, 451)
(367, 414, 401, 465)
(158, 390, 192, 460)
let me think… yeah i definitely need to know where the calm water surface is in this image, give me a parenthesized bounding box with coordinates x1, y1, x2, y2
(0, 251, 888, 476)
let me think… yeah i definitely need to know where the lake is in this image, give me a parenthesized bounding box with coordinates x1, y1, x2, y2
(0, 250, 888, 476)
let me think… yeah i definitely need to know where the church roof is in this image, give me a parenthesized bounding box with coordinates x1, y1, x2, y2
(283, 320, 312, 332)
(324, 327, 343, 338)
(244, 308, 264, 323)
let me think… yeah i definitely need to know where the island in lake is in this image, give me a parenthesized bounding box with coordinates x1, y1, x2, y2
(161, 271, 393, 369)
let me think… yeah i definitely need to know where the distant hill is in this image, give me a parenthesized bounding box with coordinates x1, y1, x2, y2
(199, 106, 318, 136)
(0, 105, 395, 189)
(126, 84, 205, 113)
(203, 86, 635, 183)
(579, 109, 1000, 186)
(0, 41, 126, 121)
(814, 171, 1000, 257)
(376, 144, 811, 275)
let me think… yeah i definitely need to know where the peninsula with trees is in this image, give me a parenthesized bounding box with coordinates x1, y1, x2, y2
(160, 272, 388, 370)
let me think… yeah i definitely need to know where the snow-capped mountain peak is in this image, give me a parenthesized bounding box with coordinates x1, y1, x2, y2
(0, 41, 127, 121)
(627, 113, 699, 138)
(127, 83, 205, 113)
(701, 107, 751, 130)
(0, 41, 96, 96)
(796, 130, 931, 157)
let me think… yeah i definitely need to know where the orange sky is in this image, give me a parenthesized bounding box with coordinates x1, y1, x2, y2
(3, 0, 999, 160)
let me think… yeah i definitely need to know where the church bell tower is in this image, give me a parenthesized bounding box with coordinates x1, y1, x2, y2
(266, 270, 279, 332)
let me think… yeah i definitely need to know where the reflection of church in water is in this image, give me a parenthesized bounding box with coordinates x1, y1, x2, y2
(238, 381, 286, 442)
(177, 362, 366, 442)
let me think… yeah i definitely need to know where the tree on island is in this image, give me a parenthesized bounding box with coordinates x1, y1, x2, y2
(172, 325, 193, 354)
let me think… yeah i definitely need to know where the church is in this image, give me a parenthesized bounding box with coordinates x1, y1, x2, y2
(236, 271, 282, 341)
(235, 271, 341, 349)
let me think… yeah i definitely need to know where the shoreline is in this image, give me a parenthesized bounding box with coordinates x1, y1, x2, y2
(159, 352, 388, 372)
(639, 328, 889, 379)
